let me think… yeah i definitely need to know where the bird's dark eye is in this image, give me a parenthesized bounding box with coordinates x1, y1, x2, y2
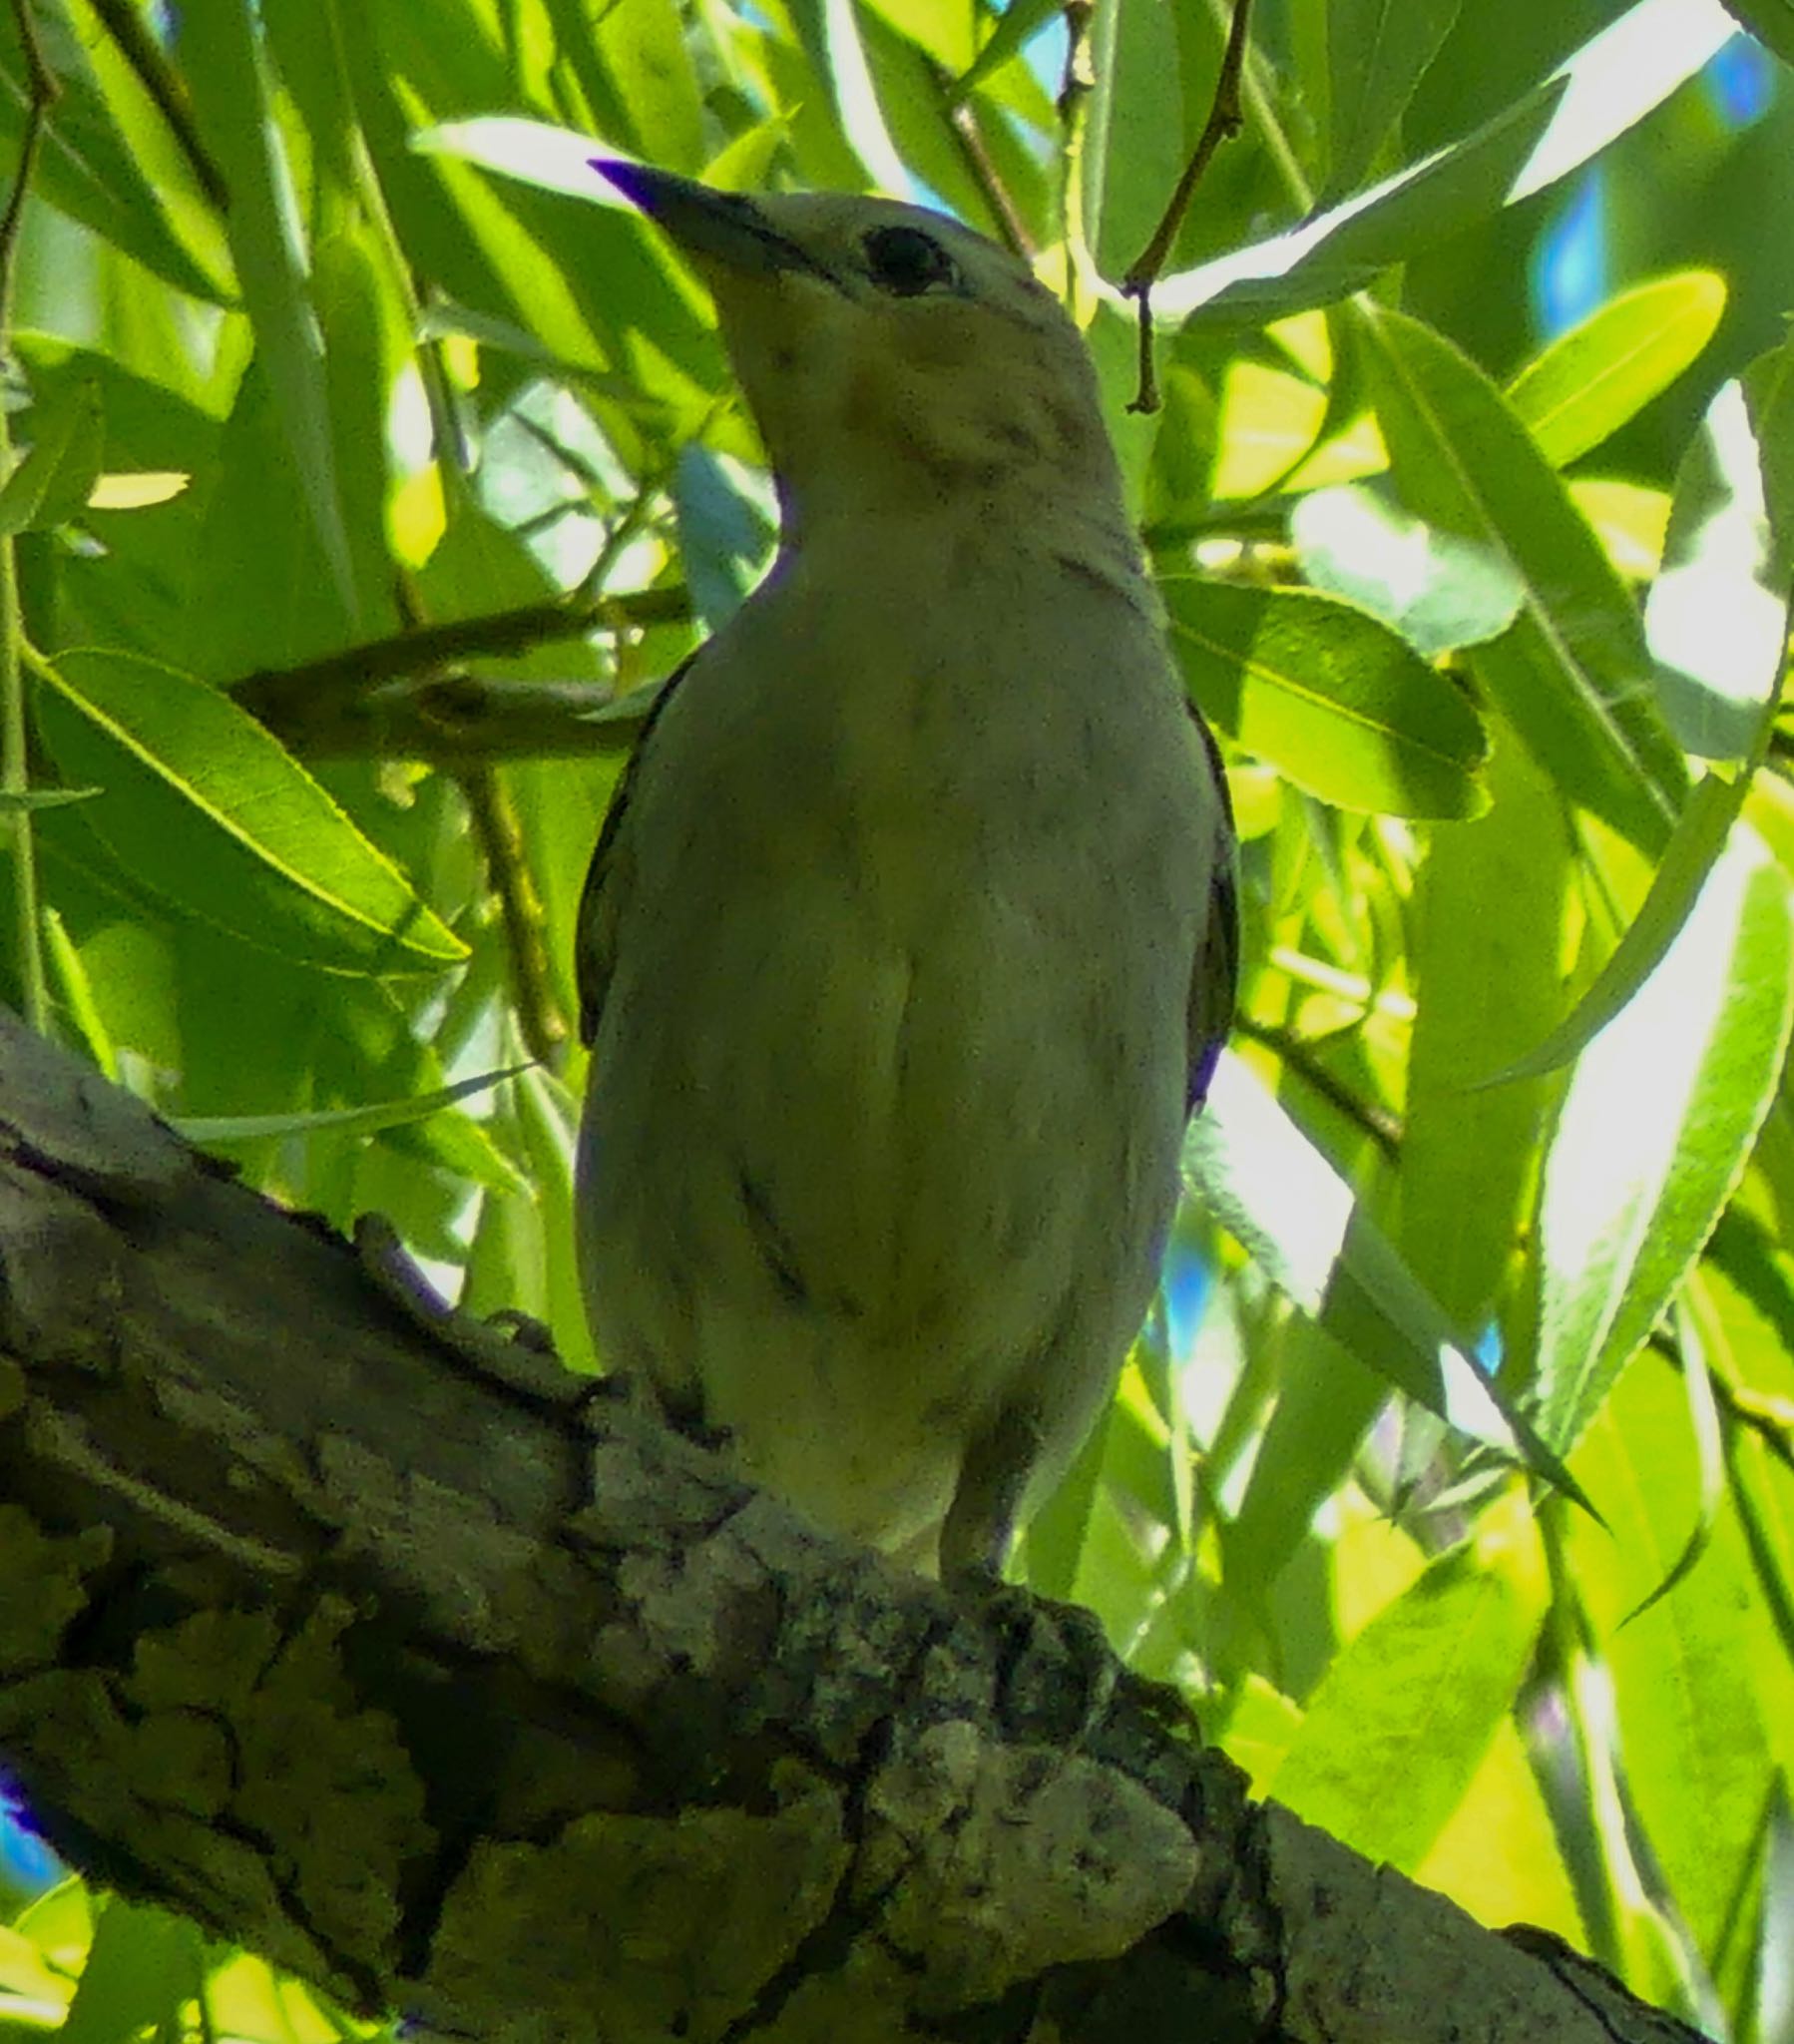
(862, 225, 959, 297)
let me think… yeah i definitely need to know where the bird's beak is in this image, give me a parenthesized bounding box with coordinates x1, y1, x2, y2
(594, 160, 832, 284)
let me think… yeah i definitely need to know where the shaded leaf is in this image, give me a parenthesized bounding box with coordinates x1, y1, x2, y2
(1327, 0, 1464, 197)
(0, 378, 104, 537)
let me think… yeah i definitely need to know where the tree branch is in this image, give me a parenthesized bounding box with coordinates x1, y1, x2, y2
(0, 1009, 1707, 2044)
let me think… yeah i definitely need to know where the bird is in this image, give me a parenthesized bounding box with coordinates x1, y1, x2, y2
(575, 161, 1237, 1579)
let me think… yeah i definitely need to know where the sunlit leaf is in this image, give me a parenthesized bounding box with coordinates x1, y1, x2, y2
(1507, 271, 1727, 470)
(1162, 577, 1489, 816)
(1536, 826, 1794, 1451)
(1187, 1053, 1580, 1491)
(1153, 0, 1735, 324)
(1270, 1491, 1546, 1872)
(1647, 337, 1794, 760)
(32, 650, 466, 977)
(1289, 482, 1524, 657)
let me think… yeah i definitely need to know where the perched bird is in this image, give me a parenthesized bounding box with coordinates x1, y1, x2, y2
(576, 162, 1237, 1578)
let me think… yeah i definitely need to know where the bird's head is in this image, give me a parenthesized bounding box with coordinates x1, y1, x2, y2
(597, 161, 1128, 541)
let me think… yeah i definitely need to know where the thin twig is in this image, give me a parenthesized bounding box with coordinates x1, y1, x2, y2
(936, 65, 1033, 258)
(1232, 1013, 1403, 1160)
(227, 587, 691, 731)
(460, 766, 564, 1064)
(0, 0, 58, 1034)
(1121, 0, 1255, 413)
(1056, 0, 1097, 317)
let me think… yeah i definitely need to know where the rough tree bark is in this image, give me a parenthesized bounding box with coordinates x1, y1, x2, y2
(0, 1008, 1703, 2044)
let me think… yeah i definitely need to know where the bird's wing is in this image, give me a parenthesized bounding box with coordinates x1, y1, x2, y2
(576, 655, 697, 1049)
(1187, 708, 1238, 1115)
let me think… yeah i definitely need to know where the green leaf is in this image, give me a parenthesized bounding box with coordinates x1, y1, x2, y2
(1153, 0, 1733, 324)
(61, 1900, 200, 2044)
(1618, 1291, 1727, 1622)
(0, 785, 98, 811)
(593, 0, 709, 172)
(1478, 768, 1755, 1088)
(1270, 1497, 1546, 1871)
(176, 1066, 530, 1147)
(1506, 271, 1728, 470)
(1326, 0, 1464, 198)
(1187, 1052, 1580, 1490)
(949, 0, 1060, 101)
(0, 376, 104, 536)
(1288, 481, 1525, 658)
(672, 445, 778, 632)
(786, 0, 910, 191)
(1647, 336, 1794, 760)
(0, 0, 232, 304)
(1401, 723, 1570, 1332)
(1536, 826, 1794, 1452)
(1569, 1348, 1781, 1964)
(182, 0, 357, 617)
(32, 650, 466, 976)
(1085, 0, 1188, 278)
(1363, 305, 1685, 851)
(1161, 577, 1490, 817)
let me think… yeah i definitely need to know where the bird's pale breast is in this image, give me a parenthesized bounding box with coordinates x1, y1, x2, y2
(577, 541, 1214, 1565)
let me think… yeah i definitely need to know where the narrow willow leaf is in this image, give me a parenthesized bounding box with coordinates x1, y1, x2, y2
(0, 0, 232, 303)
(177, 1067, 530, 1146)
(787, 0, 909, 192)
(1402, 726, 1570, 1332)
(415, 118, 614, 203)
(1507, 271, 1728, 470)
(33, 650, 466, 976)
(1364, 306, 1684, 851)
(1648, 339, 1794, 760)
(181, 0, 356, 617)
(1161, 577, 1489, 817)
(0, 379, 104, 537)
(593, 0, 707, 172)
(1270, 1493, 1546, 1871)
(0, 786, 99, 811)
(949, 0, 1059, 100)
(1326, 0, 1464, 199)
(60, 1899, 202, 2044)
(672, 445, 778, 632)
(1153, 0, 1734, 325)
(1615, 1291, 1728, 1623)
(1084, 0, 1186, 278)
(1755, 1782, 1794, 2044)
(42, 907, 118, 1082)
(1187, 1052, 1583, 1494)
(1536, 828, 1794, 1451)
(1568, 1354, 1781, 1964)
(1477, 768, 1753, 1088)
